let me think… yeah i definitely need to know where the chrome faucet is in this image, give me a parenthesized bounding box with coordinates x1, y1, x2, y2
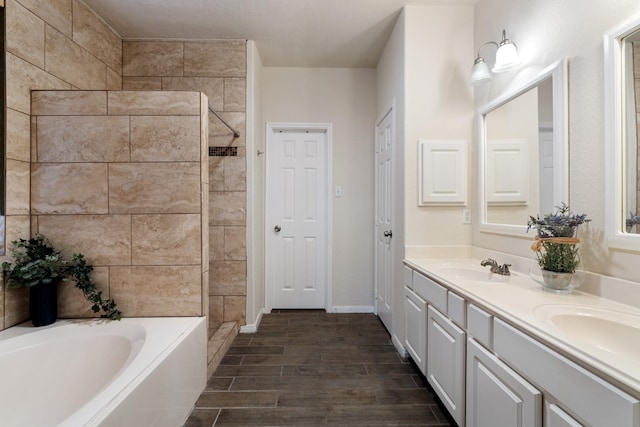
(480, 258, 511, 276)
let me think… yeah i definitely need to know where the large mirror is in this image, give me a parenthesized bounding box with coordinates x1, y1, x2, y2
(479, 60, 568, 237)
(605, 14, 640, 250)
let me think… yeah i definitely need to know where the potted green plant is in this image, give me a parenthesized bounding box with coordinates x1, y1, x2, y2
(2, 234, 121, 326)
(527, 204, 590, 293)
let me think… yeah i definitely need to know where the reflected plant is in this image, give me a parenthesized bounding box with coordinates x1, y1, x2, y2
(626, 211, 640, 232)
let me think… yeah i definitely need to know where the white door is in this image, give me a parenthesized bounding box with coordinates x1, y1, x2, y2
(375, 108, 393, 329)
(266, 125, 329, 309)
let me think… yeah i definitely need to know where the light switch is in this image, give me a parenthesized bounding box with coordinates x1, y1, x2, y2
(335, 186, 342, 197)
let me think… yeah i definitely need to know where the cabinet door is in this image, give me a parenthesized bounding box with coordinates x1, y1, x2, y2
(404, 286, 427, 374)
(427, 306, 465, 426)
(466, 338, 542, 427)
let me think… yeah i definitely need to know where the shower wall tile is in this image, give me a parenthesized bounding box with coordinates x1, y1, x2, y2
(15, 0, 72, 37)
(31, 90, 107, 116)
(224, 226, 246, 261)
(3, 0, 125, 331)
(224, 78, 246, 112)
(4, 287, 29, 328)
(209, 157, 225, 191)
(109, 162, 201, 214)
(6, 109, 31, 162)
(210, 261, 247, 296)
(162, 76, 224, 111)
(107, 90, 201, 115)
(123, 41, 184, 77)
(5, 160, 30, 215)
(122, 77, 162, 90)
(37, 214, 132, 265)
(184, 40, 246, 78)
(209, 296, 224, 332)
(201, 93, 210, 184)
(210, 226, 225, 261)
(131, 214, 202, 265)
(223, 296, 246, 323)
(71, 0, 122, 71)
(110, 266, 202, 316)
(36, 116, 130, 162)
(7, 0, 45, 68)
(209, 112, 246, 147)
(209, 191, 246, 226)
(106, 67, 122, 90)
(6, 52, 71, 114)
(31, 163, 108, 214)
(131, 115, 201, 162)
(45, 25, 107, 89)
(0, 278, 3, 330)
(224, 157, 246, 191)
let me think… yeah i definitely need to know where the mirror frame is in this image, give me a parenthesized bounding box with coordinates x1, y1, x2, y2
(605, 13, 640, 251)
(478, 59, 569, 237)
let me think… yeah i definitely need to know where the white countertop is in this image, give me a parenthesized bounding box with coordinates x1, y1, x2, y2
(404, 257, 640, 398)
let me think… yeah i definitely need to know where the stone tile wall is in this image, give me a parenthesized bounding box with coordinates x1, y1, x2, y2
(31, 90, 209, 318)
(2, 0, 122, 329)
(122, 40, 248, 330)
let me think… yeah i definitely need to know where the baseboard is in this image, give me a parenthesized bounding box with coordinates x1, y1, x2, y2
(331, 305, 375, 313)
(392, 334, 408, 358)
(240, 308, 264, 333)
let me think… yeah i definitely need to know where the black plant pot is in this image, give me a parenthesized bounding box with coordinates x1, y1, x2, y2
(29, 282, 58, 327)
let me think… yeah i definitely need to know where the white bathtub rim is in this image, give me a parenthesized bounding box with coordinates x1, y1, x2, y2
(0, 317, 205, 427)
(65, 317, 205, 427)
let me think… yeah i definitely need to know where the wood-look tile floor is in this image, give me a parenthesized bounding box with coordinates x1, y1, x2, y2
(183, 310, 454, 427)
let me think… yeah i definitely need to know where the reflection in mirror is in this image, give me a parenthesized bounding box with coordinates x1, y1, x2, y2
(624, 32, 640, 233)
(0, 4, 4, 256)
(605, 14, 640, 250)
(479, 60, 568, 237)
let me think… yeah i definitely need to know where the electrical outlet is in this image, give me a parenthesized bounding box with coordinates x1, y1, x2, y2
(462, 208, 472, 224)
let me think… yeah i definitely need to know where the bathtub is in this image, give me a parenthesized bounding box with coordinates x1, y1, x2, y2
(0, 317, 206, 427)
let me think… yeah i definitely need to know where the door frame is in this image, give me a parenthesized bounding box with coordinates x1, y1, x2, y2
(374, 102, 395, 322)
(264, 122, 333, 313)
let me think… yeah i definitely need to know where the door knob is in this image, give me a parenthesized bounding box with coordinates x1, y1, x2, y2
(383, 230, 393, 238)
(274, 225, 282, 233)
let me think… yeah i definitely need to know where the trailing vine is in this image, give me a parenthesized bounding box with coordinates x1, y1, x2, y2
(2, 234, 122, 320)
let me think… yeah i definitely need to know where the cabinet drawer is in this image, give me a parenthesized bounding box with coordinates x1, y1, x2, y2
(413, 271, 447, 313)
(545, 402, 584, 427)
(447, 291, 466, 328)
(467, 304, 492, 349)
(494, 318, 640, 427)
(404, 265, 413, 289)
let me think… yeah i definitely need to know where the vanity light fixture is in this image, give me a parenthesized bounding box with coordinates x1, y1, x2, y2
(471, 30, 522, 85)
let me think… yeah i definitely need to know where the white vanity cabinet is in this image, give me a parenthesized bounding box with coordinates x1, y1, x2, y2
(466, 337, 542, 427)
(403, 262, 640, 427)
(404, 286, 427, 374)
(427, 305, 465, 426)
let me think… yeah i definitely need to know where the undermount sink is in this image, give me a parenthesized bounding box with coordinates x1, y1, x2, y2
(435, 265, 512, 283)
(534, 304, 640, 359)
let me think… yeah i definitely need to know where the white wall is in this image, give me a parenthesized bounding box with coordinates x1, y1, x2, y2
(376, 5, 474, 347)
(262, 67, 377, 310)
(404, 5, 475, 250)
(245, 41, 266, 329)
(472, 0, 640, 285)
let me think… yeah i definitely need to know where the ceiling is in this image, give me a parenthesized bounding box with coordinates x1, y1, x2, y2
(82, 0, 477, 68)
